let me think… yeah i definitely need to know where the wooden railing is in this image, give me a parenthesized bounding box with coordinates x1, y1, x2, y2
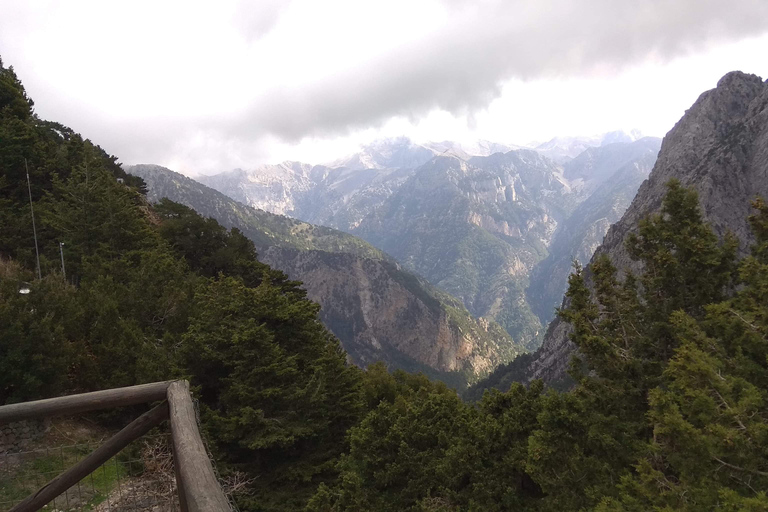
(0, 380, 230, 512)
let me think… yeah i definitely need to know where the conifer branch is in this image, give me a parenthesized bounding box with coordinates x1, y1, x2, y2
(713, 457, 768, 477)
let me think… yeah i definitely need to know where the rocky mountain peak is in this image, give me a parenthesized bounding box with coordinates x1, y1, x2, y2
(329, 137, 436, 170)
(422, 140, 518, 160)
(525, 71, 768, 384)
(716, 70, 763, 90)
(610, 70, 767, 258)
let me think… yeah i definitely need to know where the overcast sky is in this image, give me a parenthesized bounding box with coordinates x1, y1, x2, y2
(2, 0, 768, 176)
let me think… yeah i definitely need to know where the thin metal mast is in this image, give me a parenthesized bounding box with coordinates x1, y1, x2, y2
(59, 242, 66, 280)
(25, 159, 42, 280)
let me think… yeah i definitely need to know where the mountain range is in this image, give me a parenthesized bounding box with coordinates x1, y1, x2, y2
(194, 131, 661, 353)
(6, 51, 768, 511)
(129, 72, 768, 398)
(521, 71, 768, 386)
(127, 164, 520, 388)
(129, 115, 669, 391)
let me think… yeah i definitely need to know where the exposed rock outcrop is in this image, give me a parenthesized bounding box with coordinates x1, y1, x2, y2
(260, 248, 517, 386)
(196, 136, 658, 354)
(127, 164, 522, 387)
(529, 71, 768, 384)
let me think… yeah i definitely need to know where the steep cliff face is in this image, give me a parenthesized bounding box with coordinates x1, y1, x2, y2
(196, 136, 656, 355)
(528, 71, 768, 384)
(260, 248, 518, 387)
(353, 153, 571, 348)
(127, 164, 522, 386)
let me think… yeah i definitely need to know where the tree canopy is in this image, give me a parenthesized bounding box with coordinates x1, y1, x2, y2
(2, 56, 767, 511)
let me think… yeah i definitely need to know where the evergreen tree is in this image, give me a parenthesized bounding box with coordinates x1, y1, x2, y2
(468, 381, 545, 510)
(180, 276, 362, 511)
(528, 180, 740, 510)
(40, 151, 157, 280)
(0, 261, 78, 403)
(562, 179, 737, 389)
(598, 198, 768, 511)
(308, 370, 470, 511)
(153, 198, 299, 292)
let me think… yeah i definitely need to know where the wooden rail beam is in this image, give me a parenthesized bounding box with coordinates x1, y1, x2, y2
(168, 380, 231, 512)
(10, 402, 169, 512)
(0, 381, 174, 424)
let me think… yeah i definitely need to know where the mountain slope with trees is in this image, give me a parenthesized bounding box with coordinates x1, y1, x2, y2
(525, 71, 768, 386)
(353, 151, 571, 348)
(0, 57, 365, 509)
(199, 136, 660, 353)
(128, 164, 522, 386)
(5, 56, 768, 512)
(309, 181, 768, 511)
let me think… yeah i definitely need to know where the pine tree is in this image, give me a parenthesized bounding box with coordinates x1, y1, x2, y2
(562, 179, 738, 389)
(0, 262, 78, 402)
(598, 198, 768, 511)
(308, 371, 470, 511)
(40, 151, 157, 280)
(180, 276, 362, 511)
(530, 180, 741, 510)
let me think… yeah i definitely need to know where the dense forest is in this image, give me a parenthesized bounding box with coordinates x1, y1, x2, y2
(2, 58, 767, 511)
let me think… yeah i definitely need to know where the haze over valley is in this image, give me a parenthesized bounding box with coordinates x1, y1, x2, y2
(3, 1, 768, 509)
(135, 130, 662, 369)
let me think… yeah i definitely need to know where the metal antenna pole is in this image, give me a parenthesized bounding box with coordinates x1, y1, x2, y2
(59, 242, 66, 280)
(25, 159, 42, 280)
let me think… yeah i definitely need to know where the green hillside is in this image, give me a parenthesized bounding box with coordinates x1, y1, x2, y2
(128, 164, 524, 385)
(129, 164, 389, 259)
(3, 58, 768, 512)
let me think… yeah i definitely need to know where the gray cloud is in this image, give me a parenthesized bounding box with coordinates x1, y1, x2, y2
(233, 0, 291, 41)
(3, 0, 767, 173)
(232, 0, 768, 142)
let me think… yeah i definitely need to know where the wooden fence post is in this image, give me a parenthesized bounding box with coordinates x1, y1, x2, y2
(168, 380, 230, 512)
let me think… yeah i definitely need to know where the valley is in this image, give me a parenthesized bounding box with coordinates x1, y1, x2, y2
(128, 164, 521, 387)
(3, 16, 768, 506)
(187, 132, 660, 354)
